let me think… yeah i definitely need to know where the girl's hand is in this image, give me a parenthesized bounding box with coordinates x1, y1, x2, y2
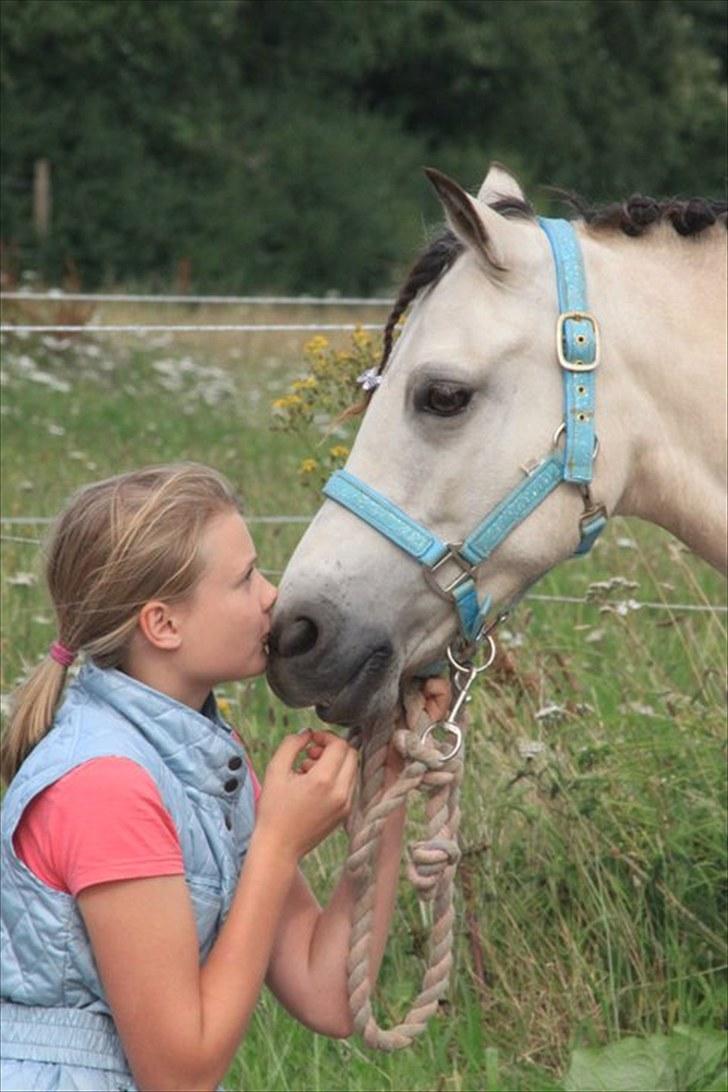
(256, 731, 358, 862)
(385, 675, 452, 778)
(422, 675, 451, 723)
(284, 676, 452, 796)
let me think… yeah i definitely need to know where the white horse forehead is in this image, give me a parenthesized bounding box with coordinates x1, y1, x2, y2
(406, 257, 495, 353)
(386, 251, 543, 383)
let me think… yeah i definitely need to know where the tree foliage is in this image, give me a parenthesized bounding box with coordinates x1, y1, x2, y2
(1, 0, 725, 292)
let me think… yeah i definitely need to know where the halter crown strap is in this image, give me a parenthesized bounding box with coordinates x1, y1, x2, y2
(539, 217, 599, 485)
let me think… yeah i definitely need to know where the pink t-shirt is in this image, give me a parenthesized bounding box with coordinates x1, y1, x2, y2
(13, 748, 262, 897)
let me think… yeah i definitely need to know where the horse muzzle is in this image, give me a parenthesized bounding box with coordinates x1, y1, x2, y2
(266, 594, 401, 725)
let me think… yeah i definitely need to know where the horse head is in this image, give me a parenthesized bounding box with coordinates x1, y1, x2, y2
(266, 162, 724, 724)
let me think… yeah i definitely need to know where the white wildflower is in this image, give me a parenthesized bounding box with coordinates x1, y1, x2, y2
(535, 704, 567, 725)
(518, 739, 547, 761)
(6, 572, 37, 587)
(618, 701, 658, 717)
(26, 369, 71, 393)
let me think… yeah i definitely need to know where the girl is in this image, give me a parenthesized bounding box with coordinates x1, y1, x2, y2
(0, 463, 448, 1092)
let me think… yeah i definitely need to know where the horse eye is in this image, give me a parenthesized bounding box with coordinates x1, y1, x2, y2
(419, 382, 473, 417)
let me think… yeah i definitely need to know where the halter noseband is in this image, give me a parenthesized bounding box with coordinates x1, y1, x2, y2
(323, 218, 607, 647)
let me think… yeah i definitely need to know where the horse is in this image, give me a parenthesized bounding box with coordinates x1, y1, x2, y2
(267, 163, 727, 727)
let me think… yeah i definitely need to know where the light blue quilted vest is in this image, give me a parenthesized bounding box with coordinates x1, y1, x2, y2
(0, 661, 256, 1090)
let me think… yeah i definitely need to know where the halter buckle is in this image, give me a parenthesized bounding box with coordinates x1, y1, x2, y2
(579, 489, 608, 528)
(423, 544, 476, 602)
(556, 310, 600, 372)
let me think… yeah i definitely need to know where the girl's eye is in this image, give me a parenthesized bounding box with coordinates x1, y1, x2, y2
(417, 381, 473, 417)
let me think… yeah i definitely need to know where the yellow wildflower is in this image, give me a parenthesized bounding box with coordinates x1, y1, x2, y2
(291, 377, 317, 391)
(299, 458, 319, 475)
(305, 335, 330, 354)
(329, 445, 350, 460)
(311, 358, 333, 377)
(352, 326, 371, 348)
(217, 697, 232, 719)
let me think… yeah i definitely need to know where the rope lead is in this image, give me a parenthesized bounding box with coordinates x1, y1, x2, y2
(345, 684, 464, 1051)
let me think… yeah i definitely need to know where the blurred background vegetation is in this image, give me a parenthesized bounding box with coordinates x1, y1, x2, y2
(1, 0, 726, 295)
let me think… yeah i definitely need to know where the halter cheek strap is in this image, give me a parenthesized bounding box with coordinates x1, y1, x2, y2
(323, 218, 607, 646)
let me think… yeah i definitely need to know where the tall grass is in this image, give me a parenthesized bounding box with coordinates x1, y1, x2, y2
(0, 318, 725, 1090)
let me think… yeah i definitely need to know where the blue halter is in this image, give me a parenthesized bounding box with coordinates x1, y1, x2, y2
(323, 218, 607, 646)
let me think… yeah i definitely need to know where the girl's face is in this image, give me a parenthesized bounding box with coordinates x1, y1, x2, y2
(175, 509, 277, 690)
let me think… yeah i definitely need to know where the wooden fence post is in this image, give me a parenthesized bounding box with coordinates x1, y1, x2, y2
(33, 158, 52, 239)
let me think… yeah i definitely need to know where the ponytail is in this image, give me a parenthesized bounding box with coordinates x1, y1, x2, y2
(1, 654, 70, 785)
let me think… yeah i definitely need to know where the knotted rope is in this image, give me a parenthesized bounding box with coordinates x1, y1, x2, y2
(345, 682, 464, 1051)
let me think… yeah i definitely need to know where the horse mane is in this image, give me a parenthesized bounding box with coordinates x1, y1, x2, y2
(553, 191, 728, 238)
(373, 189, 727, 381)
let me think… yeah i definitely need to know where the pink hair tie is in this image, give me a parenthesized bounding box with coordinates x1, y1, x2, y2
(49, 641, 76, 668)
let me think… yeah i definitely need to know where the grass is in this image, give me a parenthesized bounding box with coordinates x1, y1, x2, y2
(1, 315, 725, 1091)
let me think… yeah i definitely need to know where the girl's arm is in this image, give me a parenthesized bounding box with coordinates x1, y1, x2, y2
(78, 731, 357, 1092)
(265, 676, 451, 1035)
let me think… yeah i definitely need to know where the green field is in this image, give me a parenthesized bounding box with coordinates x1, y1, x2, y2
(1, 309, 726, 1092)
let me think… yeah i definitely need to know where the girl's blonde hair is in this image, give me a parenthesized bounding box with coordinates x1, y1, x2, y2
(1, 463, 242, 785)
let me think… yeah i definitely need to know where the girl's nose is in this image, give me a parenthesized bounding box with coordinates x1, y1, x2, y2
(262, 575, 278, 611)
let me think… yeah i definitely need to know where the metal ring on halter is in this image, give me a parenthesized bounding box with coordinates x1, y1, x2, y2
(420, 720, 463, 763)
(447, 633, 497, 676)
(552, 422, 600, 459)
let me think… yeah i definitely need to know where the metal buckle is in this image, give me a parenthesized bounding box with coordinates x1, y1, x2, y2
(423, 543, 476, 603)
(556, 310, 600, 372)
(579, 484, 608, 527)
(580, 502, 607, 528)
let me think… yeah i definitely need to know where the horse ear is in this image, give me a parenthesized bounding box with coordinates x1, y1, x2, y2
(424, 166, 512, 272)
(477, 162, 526, 206)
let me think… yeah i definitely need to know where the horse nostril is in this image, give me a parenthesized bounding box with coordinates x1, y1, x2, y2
(273, 616, 319, 658)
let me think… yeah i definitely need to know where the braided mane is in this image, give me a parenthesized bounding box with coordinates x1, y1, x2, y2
(374, 190, 727, 383)
(558, 192, 728, 237)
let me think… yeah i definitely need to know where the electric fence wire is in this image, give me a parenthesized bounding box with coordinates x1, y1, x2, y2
(2, 534, 725, 614)
(0, 323, 384, 334)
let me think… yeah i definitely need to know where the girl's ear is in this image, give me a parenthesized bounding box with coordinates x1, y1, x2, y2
(137, 601, 182, 651)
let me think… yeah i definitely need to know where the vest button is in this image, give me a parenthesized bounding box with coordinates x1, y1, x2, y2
(228, 756, 243, 771)
(224, 778, 239, 793)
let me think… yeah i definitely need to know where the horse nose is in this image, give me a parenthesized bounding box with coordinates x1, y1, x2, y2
(270, 615, 319, 658)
